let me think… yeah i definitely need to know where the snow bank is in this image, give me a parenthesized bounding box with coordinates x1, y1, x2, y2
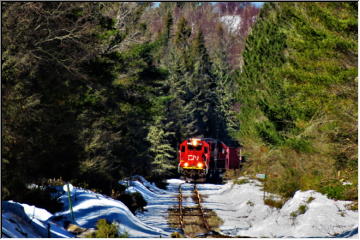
(123, 177, 181, 234)
(52, 188, 168, 238)
(2, 201, 74, 238)
(199, 178, 358, 238)
(3, 177, 357, 238)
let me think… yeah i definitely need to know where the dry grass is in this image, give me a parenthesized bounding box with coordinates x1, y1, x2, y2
(264, 198, 285, 209)
(345, 201, 358, 211)
(206, 213, 223, 229)
(168, 206, 223, 237)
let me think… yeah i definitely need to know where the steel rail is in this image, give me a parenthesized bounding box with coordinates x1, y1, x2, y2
(193, 184, 211, 232)
(178, 183, 185, 232)
(176, 182, 245, 238)
(177, 182, 212, 236)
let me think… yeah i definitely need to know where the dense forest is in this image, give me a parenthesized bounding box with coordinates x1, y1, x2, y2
(2, 1, 357, 205)
(237, 2, 358, 200)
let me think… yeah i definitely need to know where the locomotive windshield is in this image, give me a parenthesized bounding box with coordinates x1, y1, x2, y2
(188, 145, 202, 151)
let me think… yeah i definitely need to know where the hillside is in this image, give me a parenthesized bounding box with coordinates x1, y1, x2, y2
(237, 2, 357, 199)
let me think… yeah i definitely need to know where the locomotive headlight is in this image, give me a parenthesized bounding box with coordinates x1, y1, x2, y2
(192, 139, 198, 146)
(197, 162, 203, 168)
(184, 162, 189, 167)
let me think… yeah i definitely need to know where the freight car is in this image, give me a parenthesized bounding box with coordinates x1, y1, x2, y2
(178, 138, 241, 181)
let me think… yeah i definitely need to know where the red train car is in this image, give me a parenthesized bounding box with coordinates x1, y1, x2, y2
(178, 138, 241, 180)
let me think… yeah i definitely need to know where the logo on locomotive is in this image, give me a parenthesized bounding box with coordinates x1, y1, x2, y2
(187, 155, 199, 161)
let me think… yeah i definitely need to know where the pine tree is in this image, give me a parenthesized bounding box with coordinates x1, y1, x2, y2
(146, 105, 177, 177)
(211, 23, 239, 144)
(185, 29, 218, 138)
(162, 17, 193, 142)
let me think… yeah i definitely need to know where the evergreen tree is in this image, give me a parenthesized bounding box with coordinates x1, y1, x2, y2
(212, 24, 239, 144)
(163, 16, 193, 142)
(2, 2, 102, 198)
(146, 96, 177, 178)
(185, 30, 218, 138)
(237, 2, 357, 198)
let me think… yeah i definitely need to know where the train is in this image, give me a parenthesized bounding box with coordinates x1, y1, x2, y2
(178, 138, 242, 181)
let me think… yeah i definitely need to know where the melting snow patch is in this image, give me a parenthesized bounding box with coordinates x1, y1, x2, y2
(199, 178, 358, 238)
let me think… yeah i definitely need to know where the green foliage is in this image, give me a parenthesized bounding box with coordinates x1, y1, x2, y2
(9, 186, 64, 214)
(285, 138, 315, 153)
(238, 2, 357, 200)
(321, 185, 345, 199)
(264, 198, 285, 209)
(2, 2, 166, 198)
(320, 180, 357, 200)
(85, 219, 128, 238)
(146, 117, 177, 178)
(2, 2, 101, 199)
(1, 2, 256, 201)
(234, 179, 249, 185)
(290, 204, 308, 218)
(306, 196, 315, 203)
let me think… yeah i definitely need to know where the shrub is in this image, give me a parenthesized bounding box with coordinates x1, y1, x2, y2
(323, 185, 342, 199)
(321, 184, 346, 200)
(290, 204, 308, 218)
(345, 201, 358, 211)
(110, 184, 127, 199)
(224, 169, 242, 180)
(247, 200, 255, 207)
(306, 196, 315, 203)
(85, 219, 128, 238)
(285, 138, 315, 153)
(17, 186, 63, 213)
(290, 211, 297, 218)
(264, 198, 285, 209)
(343, 184, 358, 201)
(298, 204, 308, 214)
(234, 179, 249, 185)
(147, 176, 169, 190)
(170, 232, 184, 238)
(319, 177, 358, 201)
(278, 180, 300, 198)
(117, 192, 147, 213)
(45, 178, 66, 186)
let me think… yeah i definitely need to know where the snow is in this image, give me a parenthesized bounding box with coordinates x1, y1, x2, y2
(128, 177, 357, 238)
(220, 15, 241, 33)
(2, 176, 358, 238)
(22, 203, 52, 221)
(2, 183, 169, 238)
(52, 187, 168, 237)
(2, 201, 74, 238)
(123, 177, 180, 235)
(197, 178, 358, 238)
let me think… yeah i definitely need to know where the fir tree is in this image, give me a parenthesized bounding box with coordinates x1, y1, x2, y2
(146, 108, 177, 177)
(212, 24, 239, 144)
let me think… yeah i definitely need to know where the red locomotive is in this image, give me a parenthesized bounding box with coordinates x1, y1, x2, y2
(178, 138, 241, 180)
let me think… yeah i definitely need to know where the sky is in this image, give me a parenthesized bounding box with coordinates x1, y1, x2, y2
(252, 2, 265, 8)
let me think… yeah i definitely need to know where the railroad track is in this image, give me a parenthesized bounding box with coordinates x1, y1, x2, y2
(175, 183, 228, 238)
